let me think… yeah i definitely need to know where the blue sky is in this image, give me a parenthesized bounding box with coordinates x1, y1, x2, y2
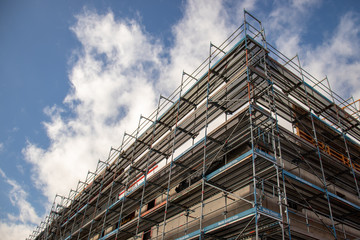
(0, 0, 360, 239)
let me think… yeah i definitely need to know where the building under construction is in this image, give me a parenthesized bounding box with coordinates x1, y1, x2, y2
(28, 12, 360, 240)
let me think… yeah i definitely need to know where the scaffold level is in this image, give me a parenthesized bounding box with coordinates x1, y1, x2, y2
(29, 11, 360, 240)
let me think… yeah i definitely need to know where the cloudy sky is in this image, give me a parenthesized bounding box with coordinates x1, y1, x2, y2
(1, 0, 360, 239)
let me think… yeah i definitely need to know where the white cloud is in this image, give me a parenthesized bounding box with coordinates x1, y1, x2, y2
(0, 142, 3, 152)
(158, 0, 256, 93)
(158, 0, 235, 92)
(264, 0, 321, 56)
(302, 12, 360, 100)
(23, 10, 162, 201)
(0, 223, 35, 240)
(0, 169, 41, 240)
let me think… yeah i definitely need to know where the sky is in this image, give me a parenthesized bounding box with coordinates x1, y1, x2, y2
(0, 0, 360, 239)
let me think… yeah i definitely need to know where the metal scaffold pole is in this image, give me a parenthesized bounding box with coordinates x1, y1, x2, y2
(243, 10, 259, 240)
(115, 116, 143, 240)
(243, 10, 261, 240)
(198, 41, 212, 240)
(96, 135, 127, 237)
(261, 22, 287, 240)
(135, 96, 162, 238)
(161, 72, 185, 240)
(66, 173, 94, 238)
(83, 148, 116, 239)
(57, 194, 74, 239)
(296, 55, 338, 239)
(60, 187, 79, 237)
(325, 76, 360, 199)
(76, 160, 108, 239)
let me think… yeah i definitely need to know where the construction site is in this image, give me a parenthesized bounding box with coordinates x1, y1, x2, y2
(28, 12, 360, 240)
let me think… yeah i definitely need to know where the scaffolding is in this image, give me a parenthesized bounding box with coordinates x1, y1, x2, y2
(28, 11, 360, 240)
